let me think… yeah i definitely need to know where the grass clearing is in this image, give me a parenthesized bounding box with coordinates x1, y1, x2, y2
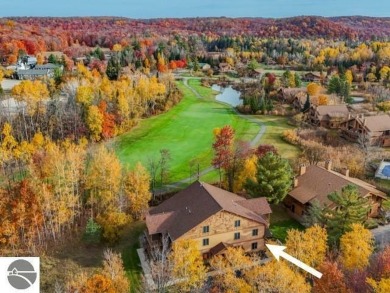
(188, 78, 219, 101)
(115, 80, 260, 184)
(254, 115, 300, 160)
(269, 204, 304, 242)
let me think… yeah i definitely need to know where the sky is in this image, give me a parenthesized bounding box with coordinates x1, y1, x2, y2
(1, 0, 390, 18)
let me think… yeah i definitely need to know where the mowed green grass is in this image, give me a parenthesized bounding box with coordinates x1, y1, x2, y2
(255, 115, 300, 160)
(115, 81, 260, 183)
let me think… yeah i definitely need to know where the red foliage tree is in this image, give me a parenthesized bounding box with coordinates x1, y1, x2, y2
(98, 101, 116, 139)
(254, 144, 278, 159)
(313, 261, 350, 293)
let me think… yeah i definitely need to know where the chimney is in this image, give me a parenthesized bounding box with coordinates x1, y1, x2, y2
(348, 113, 351, 119)
(342, 168, 350, 177)
(363, 118, 366, 126)
(294, 177, 299, 187)
(325, 160, 332, 171)
(299, 164, 306, 176)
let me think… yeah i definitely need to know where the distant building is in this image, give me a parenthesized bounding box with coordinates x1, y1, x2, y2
(340, 114, 390, 147)
(307, 105, 350, 128)
(284, 162, 387, 223)
(145, 181, 271, 259)
(302, 72, 324, 83)
(16, 63, 62, 80)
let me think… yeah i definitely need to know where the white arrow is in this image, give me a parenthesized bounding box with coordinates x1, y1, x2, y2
(265, 244, 322, 279)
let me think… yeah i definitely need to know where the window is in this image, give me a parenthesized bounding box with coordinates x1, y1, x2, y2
(234, 220, 241, 227)
(203, 225, 209, 233)
(252, 242, 258, 250)
(252, 229, 258, 236)
(202, 238, 209, 246)
(234, 232, 240, 240)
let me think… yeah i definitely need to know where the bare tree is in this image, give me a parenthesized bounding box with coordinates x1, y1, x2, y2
(147, 157, 160, 198)
(159, 149, 171, 186)
(149, 234, 172, 293)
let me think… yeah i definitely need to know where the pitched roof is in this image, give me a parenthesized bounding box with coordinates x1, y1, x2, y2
(289, 165, 387, 205)
(235, 198, 272, 215)
(146, 181, 270, 240)
(316, 105, 349, 118)
(34, 63, 59, 70)
(17, 69, 49, 76)
(357, 115, 390, 132)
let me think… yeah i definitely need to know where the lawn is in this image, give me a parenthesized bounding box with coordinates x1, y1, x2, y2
(115, 80, 260, 184)
(269, 204, 304, 242)
(254, 115, 300, 160)
(188, 78, 219, 101)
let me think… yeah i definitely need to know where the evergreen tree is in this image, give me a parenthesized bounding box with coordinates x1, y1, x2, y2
(302, 93, 311, 112)
(106, 57, 121, 80)
(325, 184, 370, 246)
(83, 217, 102, 244)
(245, 152, 292, 203)
(302, 199, 326, 227)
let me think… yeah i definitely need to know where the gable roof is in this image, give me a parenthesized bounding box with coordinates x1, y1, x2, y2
(289, 165, 387, 205)
(316, 105, 349, 118)
(357, 115, 390, 132)
(146, 181, 270, 240)
(17, 69, 49, 76)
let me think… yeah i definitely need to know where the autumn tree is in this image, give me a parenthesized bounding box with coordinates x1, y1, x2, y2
(83, 274, 115, 293)
(307, 82, 321, 96)
(102, 249, 130, 293)
(340, 223, 374, 271)
(313, 261, 350, 293)
(246, 260, 311, 293)
(86, 105, 104, 141)
(86, 146, 122, 216)
(245, 152, 292, 203)
(285, 225, 327, 269)
(210, 247, 252, 292)
(169, 239, 206, 291)
(212, 125, 235, 185)
(123, 163, 151, 220)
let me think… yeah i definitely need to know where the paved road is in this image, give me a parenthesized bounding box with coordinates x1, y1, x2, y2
(371, 225, 390, 249)
(155, 78, 266, 194)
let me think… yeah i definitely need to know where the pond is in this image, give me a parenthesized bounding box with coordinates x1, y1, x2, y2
(351, 96, 365, 103)
(211, 84, 243, 107)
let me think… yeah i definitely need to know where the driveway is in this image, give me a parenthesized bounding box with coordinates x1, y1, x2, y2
(371, 224, 390, 249)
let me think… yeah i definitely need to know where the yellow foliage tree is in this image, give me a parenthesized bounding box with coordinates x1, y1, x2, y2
(83, 273, 115, 293)
(96, 212, 131, 244)
(233, 155, 257, 192)
(367, 278, 390, 293)
(76, 85, 95, 106)
(86, 105, 103, 141)
(286, 225, 327, 269)
(36, 53, 44, 65)
(112, 44, 122, 52)
(246, 260, 311, 293)
(170, 239, 206, 292)
(340, 223, 374, 270)
(210, 247, 252, 293)
(307, 82, 321, 96)
(86, 146, 122, 214)
(123, 163, 151, 220)
(345, 70, 353, 85)
(1, 123, 18, 161)
(318, 95, 329, 105)
(11, 80, 49, 114)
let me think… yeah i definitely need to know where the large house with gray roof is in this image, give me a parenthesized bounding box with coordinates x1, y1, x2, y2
(145, 181, 271, 259)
